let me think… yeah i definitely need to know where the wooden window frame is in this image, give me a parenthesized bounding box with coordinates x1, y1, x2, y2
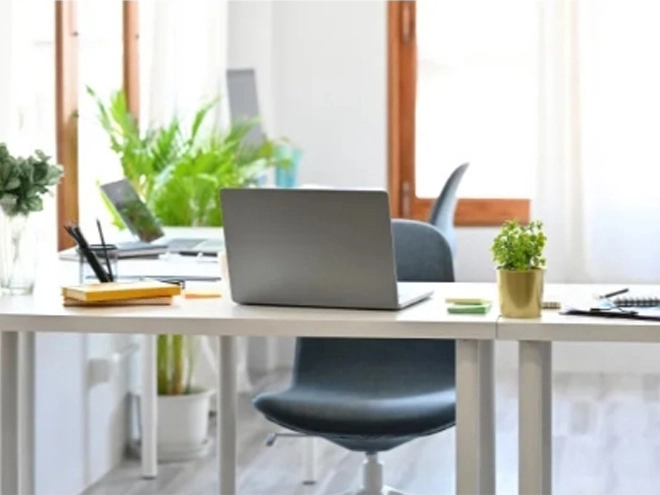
(55, 0, 79, 250)
(387, 1, 530, 227)
(55, 1, 139, 250)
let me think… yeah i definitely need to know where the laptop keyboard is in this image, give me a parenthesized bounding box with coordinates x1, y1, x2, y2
(168, 238, 207, 250)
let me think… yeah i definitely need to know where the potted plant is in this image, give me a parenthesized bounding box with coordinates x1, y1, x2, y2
(0, 144, 63, 294)
(491, 219, 547, 318)
(87, 87, 291, 228)
(155, 334, 214, 460)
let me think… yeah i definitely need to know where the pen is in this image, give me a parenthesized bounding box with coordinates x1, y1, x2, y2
(65, 224, 111, 283)
(601, 288, 629, 299)
(96, 219, 114, 282)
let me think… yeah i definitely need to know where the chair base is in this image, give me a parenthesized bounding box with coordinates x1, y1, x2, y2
(336, 453, 409, 495)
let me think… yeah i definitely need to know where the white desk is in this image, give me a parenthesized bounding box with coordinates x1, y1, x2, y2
(498, 283, 660, 495)
(0, 276, 498, 495)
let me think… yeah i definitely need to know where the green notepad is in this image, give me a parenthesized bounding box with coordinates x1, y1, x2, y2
(447, 302, 492, 314)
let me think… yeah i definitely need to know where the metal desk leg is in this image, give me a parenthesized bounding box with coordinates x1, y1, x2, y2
(456, 339, 495, 495)
(1, 332, 19, 494)
(141, 334, 157, 478)
(219, 336, 237, 495)
(519, 341, 552, 495)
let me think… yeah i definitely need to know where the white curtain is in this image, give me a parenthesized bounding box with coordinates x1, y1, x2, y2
(0, 0, 57, 258)
(139, 0, 251, 394)
(535, 0, 660, 284)
(140, 0, 230, 131)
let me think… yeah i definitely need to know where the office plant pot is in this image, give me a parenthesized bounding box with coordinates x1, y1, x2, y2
(0, 211, 38, 295)
(144, 388, 214, 462)
(497, 269, 544, 318)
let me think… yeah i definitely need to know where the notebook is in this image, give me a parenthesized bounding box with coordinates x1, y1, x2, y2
(63, 296, 174, 307)
(612, 296, 660, 307)
(62, 280, 182, 303)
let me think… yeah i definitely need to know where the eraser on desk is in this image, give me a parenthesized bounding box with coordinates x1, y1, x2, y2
(447, 303, 492, 314)
(183, 289, 222, 299)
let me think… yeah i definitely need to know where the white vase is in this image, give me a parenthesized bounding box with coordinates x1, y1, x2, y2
(0, 211, 37, 294)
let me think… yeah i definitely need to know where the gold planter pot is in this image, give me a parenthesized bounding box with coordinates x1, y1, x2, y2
(497, 269, 544, 318)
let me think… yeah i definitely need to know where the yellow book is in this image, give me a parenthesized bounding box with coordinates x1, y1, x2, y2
(63, 296, 174, 307)
(61, 280, 182, 303)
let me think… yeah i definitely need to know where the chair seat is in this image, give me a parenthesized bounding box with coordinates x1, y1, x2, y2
(253, 386, 456, 439)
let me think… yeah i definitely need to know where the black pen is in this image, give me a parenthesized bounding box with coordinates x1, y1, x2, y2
(601, 288, 629, 299)
(96, 219, 114, 282)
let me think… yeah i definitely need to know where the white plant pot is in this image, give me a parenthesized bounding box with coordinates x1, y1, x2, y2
(155, 389, 214, 461)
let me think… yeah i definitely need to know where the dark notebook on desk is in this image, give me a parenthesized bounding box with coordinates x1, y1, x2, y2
(561, 306, 660, 322)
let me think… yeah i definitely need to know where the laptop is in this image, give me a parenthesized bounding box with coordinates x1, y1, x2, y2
(100, 179, 222, 256)
(219, 188, 434, 310)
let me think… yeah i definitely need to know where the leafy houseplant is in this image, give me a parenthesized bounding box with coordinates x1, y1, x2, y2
(0, 144, 63, 294)
(88, 87, 290, 228)
(491, 219, 547, 318)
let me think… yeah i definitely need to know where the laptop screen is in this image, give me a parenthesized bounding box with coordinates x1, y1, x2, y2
(100, 179, 165, 242)
(227, 68, 265, 148)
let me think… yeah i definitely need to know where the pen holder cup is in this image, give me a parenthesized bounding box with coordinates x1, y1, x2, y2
(78, 244, 119, 283)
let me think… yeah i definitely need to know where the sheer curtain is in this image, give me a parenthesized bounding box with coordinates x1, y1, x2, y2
(535, 0, 660, 284)
(0, 0, 57, 258)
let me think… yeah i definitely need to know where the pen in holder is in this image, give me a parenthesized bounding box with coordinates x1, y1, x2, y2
(78, 244, 118, 283)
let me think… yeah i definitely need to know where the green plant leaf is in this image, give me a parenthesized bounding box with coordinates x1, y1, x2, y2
(491, 219, 547, 271)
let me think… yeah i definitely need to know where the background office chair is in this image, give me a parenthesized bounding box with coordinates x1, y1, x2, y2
(427, 162, 469, 257)
(253, 219, 455, 495)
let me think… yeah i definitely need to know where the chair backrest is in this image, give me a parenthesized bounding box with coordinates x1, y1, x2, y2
(427, 163, 469, 256)
(291, 220, 455, 394)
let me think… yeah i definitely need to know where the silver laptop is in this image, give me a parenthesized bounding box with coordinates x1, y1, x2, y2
(100, 179, 222, 256)
(219, 188, 433, 310)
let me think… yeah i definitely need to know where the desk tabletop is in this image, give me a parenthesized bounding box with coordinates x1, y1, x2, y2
(498, 283, 660, 342)
(0, 259, 498, 338)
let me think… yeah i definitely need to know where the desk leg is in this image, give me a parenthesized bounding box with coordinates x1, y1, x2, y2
(456, 339, 495, 495)
(1, 332, 19, 494)
(141, 335, 157, 478)
(218, 336, 237, 495)
(478, 340, 495, 495)
(18, 332, 35, 494)
(519, 341, 552, 495)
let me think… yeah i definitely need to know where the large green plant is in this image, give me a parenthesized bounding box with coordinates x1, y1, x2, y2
(491, 219, 547, 271)
(0, 144, 63, 217)
(88, 87, 287, 228)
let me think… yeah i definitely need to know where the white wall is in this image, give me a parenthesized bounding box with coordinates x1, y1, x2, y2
(35, 333, 135, 495)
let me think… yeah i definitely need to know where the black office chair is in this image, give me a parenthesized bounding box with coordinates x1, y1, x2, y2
(253, 219, 455, 495)
(427, 162, 469, 256)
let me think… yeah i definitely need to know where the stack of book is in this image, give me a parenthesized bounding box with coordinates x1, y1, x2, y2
(61, 280, 182, 307)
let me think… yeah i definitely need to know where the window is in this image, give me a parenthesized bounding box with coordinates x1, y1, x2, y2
(389, 0, 531, 225)
(78, 0, 124, 235)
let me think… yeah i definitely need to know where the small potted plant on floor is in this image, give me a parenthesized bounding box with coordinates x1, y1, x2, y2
(156, 335, 214, 461)
(491, 219, 547, 318)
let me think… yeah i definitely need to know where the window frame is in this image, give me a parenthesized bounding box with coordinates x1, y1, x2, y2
(387, 1, 530, 226)
(55, 0, 139, 250)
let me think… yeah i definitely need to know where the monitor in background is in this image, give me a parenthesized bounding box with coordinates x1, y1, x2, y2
(226, 68, 265, 147)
